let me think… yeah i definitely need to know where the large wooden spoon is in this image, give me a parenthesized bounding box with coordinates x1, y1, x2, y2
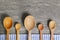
(3, 17, 13, 40)
(24, 15, 35, 40)
(38, 24, 44, 40)
(49, 21, 56, 40)
(15, 23, 21, 40)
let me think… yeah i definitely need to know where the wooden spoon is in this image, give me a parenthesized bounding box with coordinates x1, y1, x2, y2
(49, 21, 56, 40)
(38, 24, 44, 40)
(3, 17, 13, 40)
(24, 15, 35, 40)
(15, 23, 21, 40)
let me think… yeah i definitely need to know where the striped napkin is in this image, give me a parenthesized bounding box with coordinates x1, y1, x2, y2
(0, 34, 60, 40)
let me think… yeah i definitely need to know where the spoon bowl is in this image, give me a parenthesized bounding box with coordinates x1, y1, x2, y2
(49, 21, 56, 30)
(3, 17, 13, 30)
(38, 24, 44, 31)
(24, 15, 35, 31)
(15, 23, 21, 30)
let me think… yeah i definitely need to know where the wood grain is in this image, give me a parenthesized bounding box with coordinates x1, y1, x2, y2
(0, 0, 60, 34)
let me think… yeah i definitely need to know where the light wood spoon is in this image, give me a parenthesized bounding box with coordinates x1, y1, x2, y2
(24, 15, 35, 40)
(49, 21, 56, 40)
(3, 17, 13, 40)
(15, 23, 21, 40)
(38, 24, 44, 40)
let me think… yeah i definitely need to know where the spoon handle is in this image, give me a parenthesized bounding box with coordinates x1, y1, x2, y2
(40, 31, 43, 40)
(51, 31, 54, 40)
(6, 30, 10, 40)
(16, 30, 19, 40)
(28, 31, 31, 40)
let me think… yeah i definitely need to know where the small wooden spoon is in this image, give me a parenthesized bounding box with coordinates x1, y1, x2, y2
(3, 17, 13, 40)
(38, 24, 44, 40)
(49, 21, 56, 40)
(24, 15, 35, 40)
(15, 23, 21, 40)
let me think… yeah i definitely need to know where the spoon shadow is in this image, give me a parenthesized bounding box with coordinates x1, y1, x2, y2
(21, 11, 30, 26)
(14, 22, 18, 27)
(47, 18, 52, 33)
(1, 13, 9, 25)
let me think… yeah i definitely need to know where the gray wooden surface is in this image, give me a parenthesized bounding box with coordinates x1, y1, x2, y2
(0, 0, 60, 34)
